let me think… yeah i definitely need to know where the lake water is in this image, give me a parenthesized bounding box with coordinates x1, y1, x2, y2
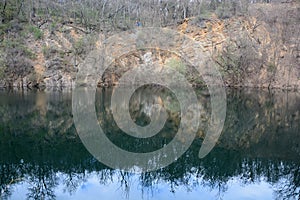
(0, 88, 299, 200)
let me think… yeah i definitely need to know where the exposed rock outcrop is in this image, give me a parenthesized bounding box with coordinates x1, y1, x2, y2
(0, 3, 299, 90)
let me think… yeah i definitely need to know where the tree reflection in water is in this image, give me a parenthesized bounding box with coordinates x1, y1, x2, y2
(0, 88, 299, 199)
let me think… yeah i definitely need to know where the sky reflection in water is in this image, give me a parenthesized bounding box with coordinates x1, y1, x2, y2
(10, 172, 275, 200)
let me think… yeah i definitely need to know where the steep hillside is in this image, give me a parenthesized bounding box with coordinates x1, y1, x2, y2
(0, 3, 299, 90)
(179, 3, 299, 89)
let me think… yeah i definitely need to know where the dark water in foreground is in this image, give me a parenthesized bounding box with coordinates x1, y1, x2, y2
(0, 88, 299, 200)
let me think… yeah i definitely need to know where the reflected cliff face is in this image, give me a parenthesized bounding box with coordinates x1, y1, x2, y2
(0, 88, 299, 199)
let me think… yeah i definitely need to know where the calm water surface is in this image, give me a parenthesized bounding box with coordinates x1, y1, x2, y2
(0, 88, 299, 200)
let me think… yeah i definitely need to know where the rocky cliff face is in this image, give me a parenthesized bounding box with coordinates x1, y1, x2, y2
(0, 3, 299, 90)
(179, 3, 299, 89)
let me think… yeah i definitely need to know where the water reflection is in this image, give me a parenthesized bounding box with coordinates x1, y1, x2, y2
(0, 88, 299, 199)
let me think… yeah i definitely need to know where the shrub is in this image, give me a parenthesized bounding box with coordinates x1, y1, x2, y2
(27, 25, 43, 40)
(216, 6, 232, 19)
(2, 38, 35, 59)
(267, 62, 276, 72)
(166, 58, 186, 74)
(0, 51, 6, 79)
